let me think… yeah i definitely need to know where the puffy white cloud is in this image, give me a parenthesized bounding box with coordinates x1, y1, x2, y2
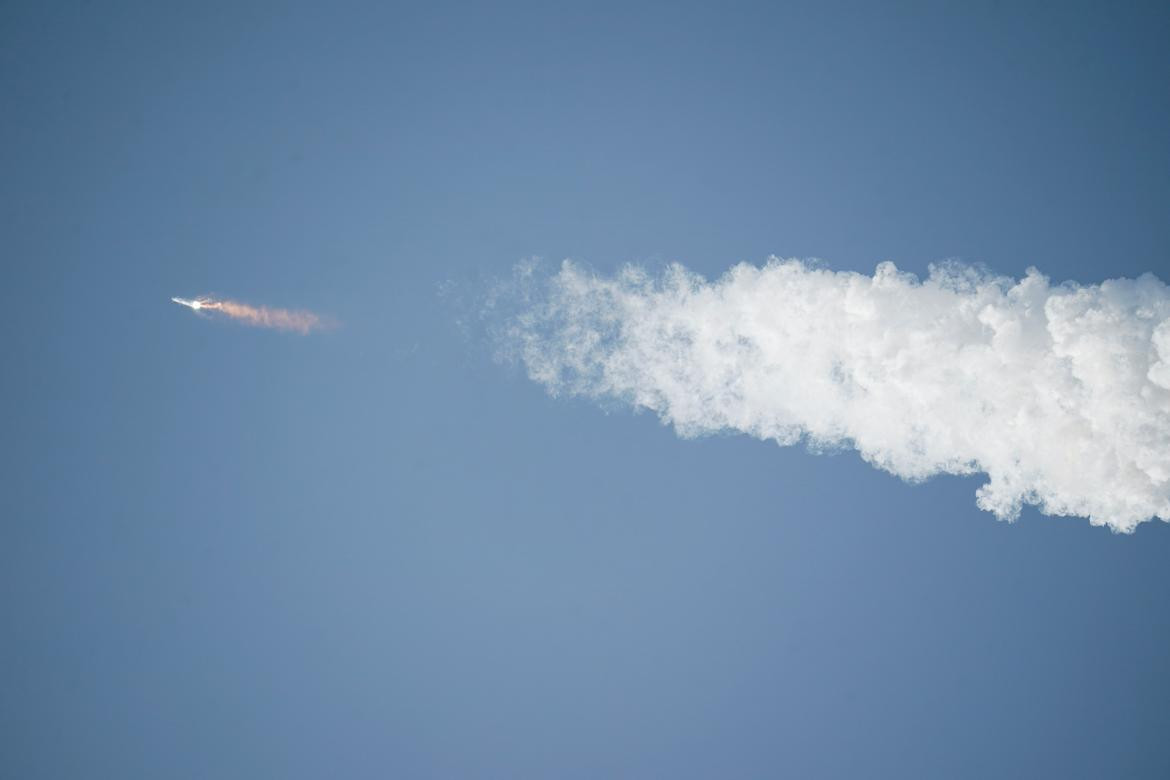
(496, 258, 1170, 532)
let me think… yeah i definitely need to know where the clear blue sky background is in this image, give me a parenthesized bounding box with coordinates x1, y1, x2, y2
(4, 1, 1170, 777)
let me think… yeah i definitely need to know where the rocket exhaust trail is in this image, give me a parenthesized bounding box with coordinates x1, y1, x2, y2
(171, 296, 325, 334)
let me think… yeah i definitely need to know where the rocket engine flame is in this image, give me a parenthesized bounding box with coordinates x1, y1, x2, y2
(171, 296, 325, 333)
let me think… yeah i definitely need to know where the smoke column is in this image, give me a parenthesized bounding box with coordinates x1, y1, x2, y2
(493, 258, 1170, 532)
(189, 298, 324, 334)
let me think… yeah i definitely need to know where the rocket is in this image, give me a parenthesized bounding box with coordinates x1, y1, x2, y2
(172, 296, 205, 310)
(169, 294, 323, 333)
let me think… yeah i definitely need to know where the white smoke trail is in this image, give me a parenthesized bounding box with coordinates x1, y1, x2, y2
(495, 258, 1170, 532)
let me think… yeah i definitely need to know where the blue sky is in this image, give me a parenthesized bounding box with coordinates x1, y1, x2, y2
(4, 1, 1170, 777)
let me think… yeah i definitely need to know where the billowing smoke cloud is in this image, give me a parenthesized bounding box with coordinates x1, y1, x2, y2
(495, 258, 1170, 532)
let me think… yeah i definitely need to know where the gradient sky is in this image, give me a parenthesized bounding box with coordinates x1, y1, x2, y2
(4, 1, 1170, 777)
